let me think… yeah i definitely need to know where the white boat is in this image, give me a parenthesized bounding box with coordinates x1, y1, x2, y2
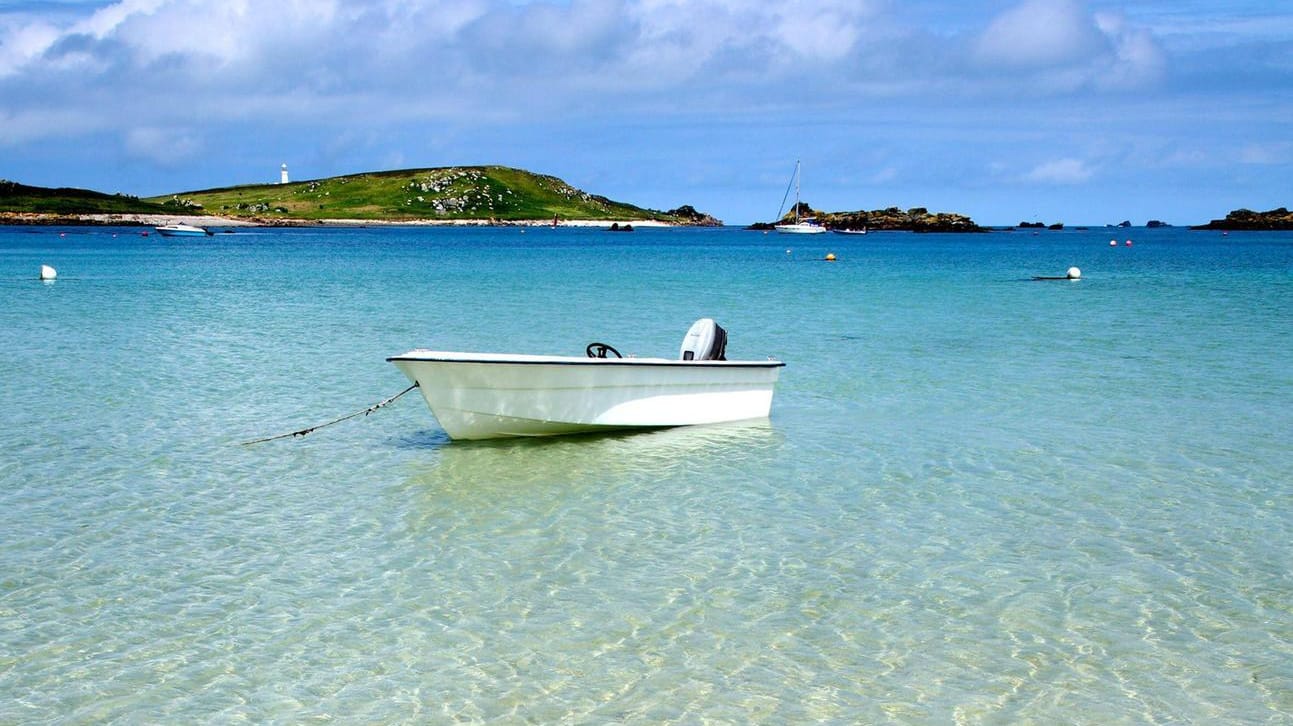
(775, 160, 827, 235)
(776, 219, 826, 234)
(388, 318, 784, 440)
(833, 227, 867, 235)
(155, 223, 211, 237)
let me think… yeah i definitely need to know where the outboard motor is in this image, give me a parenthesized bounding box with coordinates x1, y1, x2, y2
(679, 318, 727, 361)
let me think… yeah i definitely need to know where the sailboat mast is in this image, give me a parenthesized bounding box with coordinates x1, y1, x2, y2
(794, 160, 801, 223)
(773, 160, 825, 234)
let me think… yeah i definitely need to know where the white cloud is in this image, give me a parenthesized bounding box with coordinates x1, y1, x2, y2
(0, 19, 60, 77)
(0, 0, 1199, 182)
(124, 126, 203, 166)
(1161, 148, 1210, 168)
(1092, 11, 1166, 89)
(772, 0, 865, 62)
(608, 0, 881, 87)
(968, 0, 1166, 92)
(973, 0, 1107, 68)
(1238, 142, 1291, 165)
(0, 107, 101, 145)
(75, 0, 167, 41)
(1023, 158, 1094, 184)
(0, 0, 1166, 120)
(868, 166, 898, 184)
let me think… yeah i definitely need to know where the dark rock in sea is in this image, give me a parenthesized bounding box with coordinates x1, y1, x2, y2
(1117, 220, 1132, 227)
(1191, 207, 1293, 231)
(1019, 221, 1045, 228)
(747, 221, 776, 230)
(1146, 220, 1169, 228)
(1048, 222, 1064, 230)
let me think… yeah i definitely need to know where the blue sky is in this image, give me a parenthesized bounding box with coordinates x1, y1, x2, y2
(1, 0, 1289, 225)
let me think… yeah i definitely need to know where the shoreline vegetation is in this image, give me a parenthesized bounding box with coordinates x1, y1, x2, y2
(3, 173, 1289, 231)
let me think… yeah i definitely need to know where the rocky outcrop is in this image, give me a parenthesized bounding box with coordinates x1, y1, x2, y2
(664, 205, 722, 226)
(827, 207, 984, 232)
(1192, 207, 1293, 230)
(748, 204, 983, 232)
(820, 206, 984, 232)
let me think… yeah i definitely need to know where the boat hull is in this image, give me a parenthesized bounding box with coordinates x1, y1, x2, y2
(155, 224, 210, 237)
(775, 223, 826, 234)
(388, 351, 784, 440)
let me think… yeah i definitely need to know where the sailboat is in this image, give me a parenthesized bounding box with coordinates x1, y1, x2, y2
(775, 160, 826, 234)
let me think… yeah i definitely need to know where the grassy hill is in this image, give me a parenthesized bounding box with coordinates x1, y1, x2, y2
(0, 180, 172, 215)
(146, 166, 711, 223)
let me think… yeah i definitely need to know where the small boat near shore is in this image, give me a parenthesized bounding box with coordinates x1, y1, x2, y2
(833, 227, 867, 235)
(155, 223, 211, 237)
(388, 319, 784, 440)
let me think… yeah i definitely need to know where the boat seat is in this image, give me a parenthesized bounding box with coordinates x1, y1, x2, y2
(679, 318, 727, 361)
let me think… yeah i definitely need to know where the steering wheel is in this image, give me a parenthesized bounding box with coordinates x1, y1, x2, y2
(585, 342, 623, 359)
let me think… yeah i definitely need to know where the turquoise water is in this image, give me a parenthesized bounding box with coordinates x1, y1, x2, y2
(2, 224, 1291, 722)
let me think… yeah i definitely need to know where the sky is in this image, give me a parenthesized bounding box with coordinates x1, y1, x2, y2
(1, 0, 1289, 225)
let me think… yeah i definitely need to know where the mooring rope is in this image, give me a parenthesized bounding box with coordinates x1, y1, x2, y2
(240, 382, 419, 446)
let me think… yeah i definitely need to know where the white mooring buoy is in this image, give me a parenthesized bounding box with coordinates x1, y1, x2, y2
(40, 264, 57, 281)
(1067, 266, 1081, 280)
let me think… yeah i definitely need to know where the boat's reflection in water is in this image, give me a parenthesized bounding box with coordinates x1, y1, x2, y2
(397, 420, 783, 503)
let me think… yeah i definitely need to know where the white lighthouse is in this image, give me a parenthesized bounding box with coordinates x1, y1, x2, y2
(280, 163, 289, 184)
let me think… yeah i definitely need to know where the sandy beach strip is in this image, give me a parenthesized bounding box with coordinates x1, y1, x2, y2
(2, 212, 680, 228)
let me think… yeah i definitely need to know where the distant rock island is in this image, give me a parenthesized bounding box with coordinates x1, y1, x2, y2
(664, 204, 722, 227)
(751, 204, 984, 232)
(1191, 207, 1293, 231)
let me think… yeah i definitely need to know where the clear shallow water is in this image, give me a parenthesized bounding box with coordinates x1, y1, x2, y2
(2, 224, 1291, 722)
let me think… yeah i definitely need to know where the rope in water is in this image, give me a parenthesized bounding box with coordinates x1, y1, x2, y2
(240, 382, 419, 446)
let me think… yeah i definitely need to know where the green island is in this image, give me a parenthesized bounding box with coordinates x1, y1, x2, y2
(1, 167, 719, 226)
(146, 166, 721, 225)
